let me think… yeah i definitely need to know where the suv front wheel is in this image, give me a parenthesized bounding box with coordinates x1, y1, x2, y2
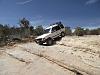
(46, 38, 53, 46)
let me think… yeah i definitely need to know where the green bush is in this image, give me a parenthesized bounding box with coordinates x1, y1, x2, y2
(65, 27, 72, 35)
(74, 27, 84, 36)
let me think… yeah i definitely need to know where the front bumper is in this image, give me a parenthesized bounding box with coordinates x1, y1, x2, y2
(35, 38, 46, 44)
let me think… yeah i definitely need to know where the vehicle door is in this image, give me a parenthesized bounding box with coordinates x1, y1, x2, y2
(51, 26, 61, 38)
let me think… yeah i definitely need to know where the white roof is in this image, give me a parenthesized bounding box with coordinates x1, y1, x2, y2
(46, 24, 58, 29)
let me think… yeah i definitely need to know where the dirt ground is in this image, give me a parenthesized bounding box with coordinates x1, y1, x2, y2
(0, 35, 100, 75)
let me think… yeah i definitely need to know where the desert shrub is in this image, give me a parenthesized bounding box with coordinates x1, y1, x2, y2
(34, 25, 44, 36)
(84, 28, 90, 35)
(74, 27, 84, 36)
(65, 26, 72, 35)
(89, 29, 99, 35)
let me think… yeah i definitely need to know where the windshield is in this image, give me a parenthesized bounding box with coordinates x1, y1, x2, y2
(44, 29, 50, 33)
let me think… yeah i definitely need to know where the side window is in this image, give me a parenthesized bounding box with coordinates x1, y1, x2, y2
(52, 26, 60, 32)
(56, 26, 61, 30)
(52, 27, 56, 32)
(59, 24, 64, 28)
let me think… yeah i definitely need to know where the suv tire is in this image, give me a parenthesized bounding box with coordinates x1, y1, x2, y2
(61, 32, 65, 37)
(38, 42, 43, 45)
(46, 38, 53, 46)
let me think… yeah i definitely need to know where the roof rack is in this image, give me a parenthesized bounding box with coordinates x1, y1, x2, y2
(50, 22, 62, 26)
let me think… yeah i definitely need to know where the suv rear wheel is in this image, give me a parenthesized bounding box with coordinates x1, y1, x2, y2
(46, 38, 53, 46)
(61, 32, 65, 37)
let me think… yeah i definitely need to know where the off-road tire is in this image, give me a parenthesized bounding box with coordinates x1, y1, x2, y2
(61, 32, 65, 37)
(46, 38, 53, 46)
(38, 42, 43, 45)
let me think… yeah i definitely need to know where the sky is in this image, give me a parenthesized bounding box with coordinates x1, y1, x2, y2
(0, 0, 100, 28)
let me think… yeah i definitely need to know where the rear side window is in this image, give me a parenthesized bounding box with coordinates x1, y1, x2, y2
(52, 26, 61, 32)
(59, 24, 64, 28)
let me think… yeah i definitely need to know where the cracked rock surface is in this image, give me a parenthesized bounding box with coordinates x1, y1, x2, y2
(0, 35, 100, 75)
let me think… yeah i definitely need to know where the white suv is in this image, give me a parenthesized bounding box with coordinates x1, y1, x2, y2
(35, 22, 65, 45)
